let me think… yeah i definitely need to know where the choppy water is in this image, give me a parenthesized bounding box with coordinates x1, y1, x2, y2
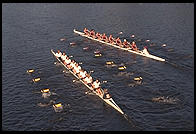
(2, 3, 194, 131)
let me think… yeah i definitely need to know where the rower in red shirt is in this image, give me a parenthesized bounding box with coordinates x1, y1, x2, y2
(90, 29, 96, 38)
(101, 33, 108, 42)
(84, 28, 90, 36)
(108, 35, 115, 45)
(122, 39, 130, 48)
(115, 37, 123, 47)
(131, 41, 138, 51)
(96, 32, 102, 40)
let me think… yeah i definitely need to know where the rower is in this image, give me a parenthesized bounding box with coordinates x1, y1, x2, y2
(108, 35, 115, 44)
(72, 63, 81, 75)
(142, 46, 149, 55)
(55, 50, 62, 61)
(67, 59, 75, 69)
(84, 28, 90, 36)
(90, 29, 96, 38)
(92, 79, 101, 90)
(78, 70, 87, 80)
(102, 33, 108, 42)
(92, 80, 103, 96)
(122, 39, 130, 48)
(64, 56, 71, 66)
(96, 32, 102, 40)
(131, 41, 138, 51)
(115, 37, 123, 47)
(83, 74, 93, 86)
(103, 89, 111, 99)
(61, 52, 67, 64)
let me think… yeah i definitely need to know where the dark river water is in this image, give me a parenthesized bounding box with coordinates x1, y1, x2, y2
(2, 3, 194, 131)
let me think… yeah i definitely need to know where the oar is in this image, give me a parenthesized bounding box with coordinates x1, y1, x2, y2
(100, 80, 107, 85)
(89, 70, 94, 75)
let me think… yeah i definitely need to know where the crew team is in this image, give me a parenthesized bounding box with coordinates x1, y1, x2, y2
(83, 28, 149, 55)
(55, 50, 111, 99)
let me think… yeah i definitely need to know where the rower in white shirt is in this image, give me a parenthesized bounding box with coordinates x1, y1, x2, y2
(73, 63, 81, 74)
(92, 79, 100, 89)
(67, 60, 75, 69)
(83, 74, 93, 86)
(61, 52, 67, 64)
(64, 56, 71, 66)
(55, 50, 62, 60)
(78, 70, 87, 79)
(92, 79, 103, 96)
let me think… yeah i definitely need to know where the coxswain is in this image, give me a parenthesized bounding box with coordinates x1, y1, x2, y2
(131, 41, 138, 51)
(103, 89, 111, 99)
(90, 29, 96, 38)
(142, 46, 149, 55)
(61, 52, 67, 64)
(64, 56, 71, 66)
(96, 32, 102, 40)
(72, 63, 81, 75)
(78, 70, 87, 80)
(84, 28, 90, 36)
(115, 37, 122, 47)
(83, 74, 93, 86)
(55, 50, 62, 61)
(108, 35, 115, 44)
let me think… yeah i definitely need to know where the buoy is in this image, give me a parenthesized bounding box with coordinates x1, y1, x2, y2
(33, 78, 40, 82)
(118, 66, 126, 70)
(95, 53, 102, 57)
(41, 88, 50, 93)
(106, 61, 114, 65)
(134, 77, 142, 81)
(27, 69, 34, 73)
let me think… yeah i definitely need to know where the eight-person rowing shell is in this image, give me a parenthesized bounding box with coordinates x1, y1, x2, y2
(82, 28, 142, 51)
(75, 28, 165, 62)
(54, 50, 111, 99)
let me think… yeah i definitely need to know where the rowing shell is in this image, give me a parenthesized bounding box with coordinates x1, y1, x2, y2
(73, 29, 165, 62)
(51, 49, 124, 115)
